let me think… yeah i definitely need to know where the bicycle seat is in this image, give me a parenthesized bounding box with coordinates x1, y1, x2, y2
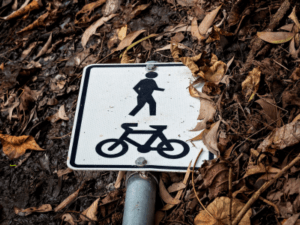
(121, 123, 138, 130)
(150, 125, 167, 130)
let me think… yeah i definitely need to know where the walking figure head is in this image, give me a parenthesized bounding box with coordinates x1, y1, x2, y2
(145, 72, 158, 79)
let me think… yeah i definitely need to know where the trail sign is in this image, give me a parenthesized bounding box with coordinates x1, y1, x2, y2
(68, 63, 213, 172)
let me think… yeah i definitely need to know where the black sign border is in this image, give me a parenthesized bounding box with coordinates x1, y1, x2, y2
(69, 64, 214, 170)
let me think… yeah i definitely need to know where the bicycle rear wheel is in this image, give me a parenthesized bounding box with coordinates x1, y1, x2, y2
(157, 139, 189, 159)
(96, 139, 128, 158)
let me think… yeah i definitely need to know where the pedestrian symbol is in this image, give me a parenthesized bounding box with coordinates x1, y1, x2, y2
(129, 72, 164, 116)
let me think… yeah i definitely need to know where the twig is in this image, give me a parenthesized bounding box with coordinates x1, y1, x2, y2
(192, 149, 214, 218)
(258, 196, 280, 214)
(273, 59, 290, 71)
(229, 167, 233, 225)
(232, 153, 300, 225)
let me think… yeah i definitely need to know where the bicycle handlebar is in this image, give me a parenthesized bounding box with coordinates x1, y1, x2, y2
(121, 123, 138, 129)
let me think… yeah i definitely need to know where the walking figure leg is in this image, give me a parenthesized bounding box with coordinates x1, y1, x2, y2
(129, 97, 146, 116)
(147, 97, 156, 116)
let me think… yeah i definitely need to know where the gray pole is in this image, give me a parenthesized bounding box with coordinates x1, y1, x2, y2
(122, 172, 157, 225)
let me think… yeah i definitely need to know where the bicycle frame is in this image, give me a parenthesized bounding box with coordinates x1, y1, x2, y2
(109, 127, 174, 153)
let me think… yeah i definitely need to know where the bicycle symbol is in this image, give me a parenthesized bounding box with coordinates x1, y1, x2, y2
(96, 123, 190, 159)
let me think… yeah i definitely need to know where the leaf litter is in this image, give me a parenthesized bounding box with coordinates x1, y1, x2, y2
(1, 0, 300, 224)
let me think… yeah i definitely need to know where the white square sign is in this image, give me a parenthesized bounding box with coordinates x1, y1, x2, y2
(67, 63, 213, 172)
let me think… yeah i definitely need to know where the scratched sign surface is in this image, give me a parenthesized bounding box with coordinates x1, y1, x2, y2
(68, 63, 213, 172)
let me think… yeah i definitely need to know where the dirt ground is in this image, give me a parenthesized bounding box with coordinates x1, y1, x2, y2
(1, 0, 300, 224)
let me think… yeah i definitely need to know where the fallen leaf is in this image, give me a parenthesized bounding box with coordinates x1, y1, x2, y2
(118, 25, 127, 40)
(198, 5, 222, 35)
(75, 0, 106, 24)
(171, 32, 185, 43)
(103, 0, 121, 16)
(256, 97, 280, 125)
(82, 14, 117, 48)
(191, 98, 215, 131)
(282, 213, 300, 225)
(202, 121, 221, 156)
(289, 37, 299, 59)
(21, 42, 37, 59)
(20, 86, 42, 111)
(62, 214, 76, 225)
(155, 211, 165, 225)
(114, 171, 126, 188)
(47, 105, 69, 123)
(180, 53, 203, 74)
(161, 161, 191, 210)
(80, 198, 100, 222)
(14, 204, 52, 216)
(191, 17, 205, 41)
(1, 96, 19, 121)
(194, 197, 252, 225)
(0, 134, 43, 159)
(56, 168, 73, 177)
(279, 24, 294, 32)
(244, 164, 280, 178)
(290, 67, 300, 81)
(288, 7, 300, 31)
(257, 32, 294, 44)
(258, 120, 300, 154)
(120, 50, 134, 63)
(55, 183, 85, 212)
(116, 29, 146, 51)
(17, 11, 49, 33)
(282, 89, 300, 108)
(36, 33, 52, 58)
(159, 178, 181, 205)
(200, 160, 229, 198)
(128, 3, 151, 21)
(167, 182, 186, 193)
(2, 0, 42, 20)
(199, 60, 227, 84)
(155, 43, 191, 52)
(242, 67, 261, 101)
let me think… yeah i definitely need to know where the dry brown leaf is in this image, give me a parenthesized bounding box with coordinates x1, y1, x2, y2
(191, 17, 205, 42)
(279, 24, 294, 32)
(82, 14, 117, 48)
(180, 53, 202, 74)
(103, 0, 121, 16)
(128, 3, 151, 21)
(0, 134, 43, 159)
(2, 0, 41, 20)
(14, 204, 52, 216)
(203, 121, 221, 156)
(116, 29, 146, 51)
(289, 37, 299, 59)
(56, 168, 73, 177)
(161, 161, 191, 211)
(256, 98, 280, 125)
(258, 120, 300, 154)
(1, 97, 19, 121)
(293, 114, 300, 122)
(75, 0, 106, 24)
(20, 85, 42, 111)
(36, 33, 52, 58)
(17, 11, 49, 33)
(55, 183, 85, 212)
(257, 32, 294, 44)
(155, 43, 191, 52)
(242, 67, 261, 101)
(62, 214, 76, 225)
(120, 50, 134, 63)
(80, 198, 100, 222)
(171, 32, 185, 43)
(118, 25, 127, 40)
(159, 178, 181, 205)
(198, 5, 222, 35)
(114, 171, 126, 188)
(199, 60, 227, 84)
(47, 105, 69, 123)
(167, 182, 186, 193)
(194, 197, 252, 225)
(244, 164, 280, 178)
(288, 7, 300, 31)
(21, 42, 37, 59)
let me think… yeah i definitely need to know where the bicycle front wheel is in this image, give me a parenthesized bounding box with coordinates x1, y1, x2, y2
(157, 139, 189, 159)
(96, 139, 128, 158)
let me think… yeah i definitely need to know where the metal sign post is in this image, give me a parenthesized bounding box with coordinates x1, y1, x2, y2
(67, 62, 213, 224)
